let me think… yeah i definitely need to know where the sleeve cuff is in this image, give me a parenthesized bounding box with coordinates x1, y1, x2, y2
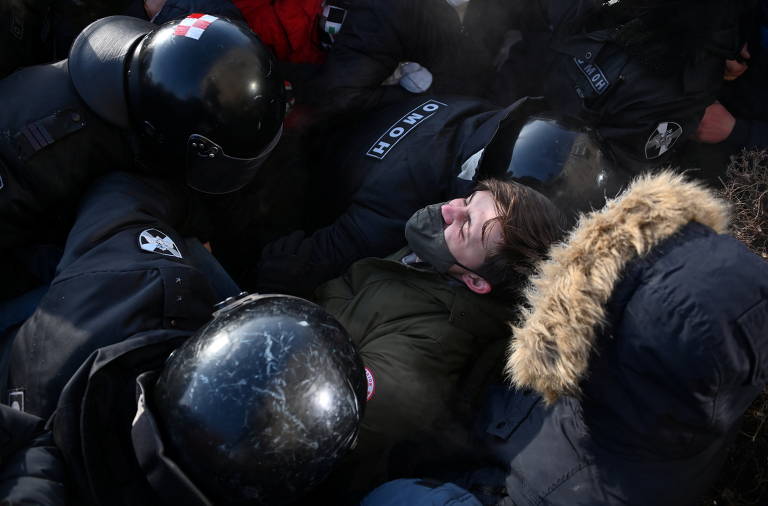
(724, 118, 751, 150)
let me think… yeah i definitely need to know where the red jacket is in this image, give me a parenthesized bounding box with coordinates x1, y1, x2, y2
(233, 0, 326, 63)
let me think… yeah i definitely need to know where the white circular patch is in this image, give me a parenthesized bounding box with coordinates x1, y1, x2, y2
(365, 367, 375, 401)
(645, 121, 683, 159)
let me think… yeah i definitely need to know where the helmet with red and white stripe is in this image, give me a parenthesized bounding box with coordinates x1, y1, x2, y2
(70, 14, 286, 194)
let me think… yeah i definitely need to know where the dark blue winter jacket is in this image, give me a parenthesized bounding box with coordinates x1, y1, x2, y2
(470, 172, 768, 505)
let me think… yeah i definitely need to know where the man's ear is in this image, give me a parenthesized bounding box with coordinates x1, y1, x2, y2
(460, 271, 492, 295)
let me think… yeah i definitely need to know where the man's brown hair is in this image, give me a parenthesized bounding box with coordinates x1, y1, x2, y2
(475, 178, 566, 298)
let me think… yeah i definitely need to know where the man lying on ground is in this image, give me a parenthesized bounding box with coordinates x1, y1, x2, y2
(308, 178, 565, 503)
(362, 171, 768, 506)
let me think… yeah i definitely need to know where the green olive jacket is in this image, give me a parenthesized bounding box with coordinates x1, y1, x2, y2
(315, 248, 514, 501)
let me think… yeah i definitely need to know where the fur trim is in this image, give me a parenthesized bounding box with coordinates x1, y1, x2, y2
(506, 171, 730, 403)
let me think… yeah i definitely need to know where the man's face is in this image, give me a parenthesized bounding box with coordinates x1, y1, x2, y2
(441, 190, 502, 274)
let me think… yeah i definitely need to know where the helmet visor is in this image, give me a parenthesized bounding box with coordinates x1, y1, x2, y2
(508, 118, 582, 182)
(185, 126, 283, 195)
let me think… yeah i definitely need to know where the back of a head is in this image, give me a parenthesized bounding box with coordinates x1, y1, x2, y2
(144, 294, 365, 505)
(69, 15, 286, 194)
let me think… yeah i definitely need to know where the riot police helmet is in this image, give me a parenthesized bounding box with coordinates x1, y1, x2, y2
(476, 101, 631, 223)
(133, 294, 365, 506)
(69, 15, 286, 194)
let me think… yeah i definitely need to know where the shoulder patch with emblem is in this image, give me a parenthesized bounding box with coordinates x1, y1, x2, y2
(138, 228, 182, 258)
(645, 122, 682, 159)
(365, 367, 376, 401)
(366, 100, 447, 159)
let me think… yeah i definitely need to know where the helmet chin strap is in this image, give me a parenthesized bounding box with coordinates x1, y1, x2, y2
(184, 125, 284, 195)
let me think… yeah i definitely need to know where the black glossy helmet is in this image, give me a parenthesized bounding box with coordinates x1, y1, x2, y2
(69, 15, 286, 194)
(140, 294, 365, 506)
(476, 98, 631, 223)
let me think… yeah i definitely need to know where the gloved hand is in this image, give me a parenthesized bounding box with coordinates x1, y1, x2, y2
(255, 231, 326, 298)
(398, 62, 433, 93)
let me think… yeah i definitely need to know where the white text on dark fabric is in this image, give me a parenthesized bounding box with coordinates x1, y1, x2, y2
(573, 57, 610, 95)
(366, 100, 447, 159)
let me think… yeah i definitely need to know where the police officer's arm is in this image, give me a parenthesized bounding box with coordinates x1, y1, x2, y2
(695, 102, 768, 149)
(311, 0, 488, 115)
(256, 200, 407, 297)
(58, 172, 206, 268)
(310, 0, 412, 114)
(0, 405, 67, 506)
(310, 210, 406, 279)
(257, 146, 438, 296)
(9, 172, 217, 419)
(726, 117, 768, 149)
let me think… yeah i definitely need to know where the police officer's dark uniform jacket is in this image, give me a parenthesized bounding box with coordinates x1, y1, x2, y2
(447, 172, 768, 505)
(0, 59, 132, 299)
(50, 329, 198, 505)
(310, 247, 513, 502)
(0, 1, 247, 300)
(303, 0, 491, 116)
(258, 95, 547, 296)
(0, 404, 67, 505)
(7, 172, 217, 420)
(464, 0, 740, 170)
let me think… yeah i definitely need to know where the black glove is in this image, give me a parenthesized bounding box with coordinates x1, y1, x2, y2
(255, 231, 327, 298)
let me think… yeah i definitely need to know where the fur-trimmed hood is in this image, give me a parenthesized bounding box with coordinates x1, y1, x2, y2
(506, 171, 731, 403)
